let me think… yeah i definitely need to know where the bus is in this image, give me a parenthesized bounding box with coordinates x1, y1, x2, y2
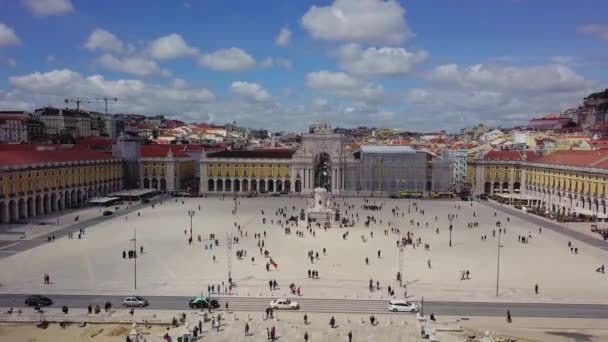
(399, 190, 423, 199)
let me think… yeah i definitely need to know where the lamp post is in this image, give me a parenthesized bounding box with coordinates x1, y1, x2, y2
(188, 209, 195, 241)
(448, 214, 453, 247)
(495, 229, 502, 296)
(398, 247, 404, 287)
(130, 226, 137, 290)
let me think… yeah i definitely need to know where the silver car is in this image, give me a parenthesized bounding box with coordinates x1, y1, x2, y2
(122, 296, 148, 307)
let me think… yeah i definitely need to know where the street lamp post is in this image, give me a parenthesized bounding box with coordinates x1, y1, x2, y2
(188, 209, 195, 241)
(131, 226, 137, 290)
(496, 229, 502, 296)
(448, 214, 453, 247)
(398, 247, 404, 287)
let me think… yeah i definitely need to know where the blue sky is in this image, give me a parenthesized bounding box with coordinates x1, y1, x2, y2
(0, 0, 607, 131)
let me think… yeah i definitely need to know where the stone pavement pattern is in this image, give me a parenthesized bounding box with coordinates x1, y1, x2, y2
(0, 197, 607, 304)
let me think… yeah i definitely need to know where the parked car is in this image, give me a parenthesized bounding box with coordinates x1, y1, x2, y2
(24, 295, 53, 307)
(122, 296, 148, 307)
(103, 210, 113, 216)
(188, 296, 219, 309)
(387, 299, 418, 313)
(269, 298, 299, 310)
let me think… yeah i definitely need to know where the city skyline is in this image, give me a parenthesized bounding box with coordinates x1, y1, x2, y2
(1, 0, 608, 131)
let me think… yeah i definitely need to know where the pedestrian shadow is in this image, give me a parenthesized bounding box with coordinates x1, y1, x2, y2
(498, 288, 517, 297)
(545, 331, 593, 341)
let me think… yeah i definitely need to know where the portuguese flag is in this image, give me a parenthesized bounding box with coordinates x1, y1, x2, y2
(270, 257, 278, 269)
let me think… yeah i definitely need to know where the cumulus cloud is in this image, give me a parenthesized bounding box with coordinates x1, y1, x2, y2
(337, 43, 428, 77)
(404, 62, 600, 130)
(306, 70, 384, 101)
(0, 23, 20, 47)
(147, 33, 198, 60)
(198, 48, 256, 71)
(231, 81, 272, 102)
(98, 54, 160, 76)
(260, 57, 293, 70)
(577, 24, 608, 41)
(8, 69, 215, 115)
(85, 29, 124, 54)
(427, 63, 594, 93)
(301, 0, 411, 44)
(22, 0, 74, 17)
(275, 27, 292, 46)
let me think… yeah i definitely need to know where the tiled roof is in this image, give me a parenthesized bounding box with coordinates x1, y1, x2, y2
(532, 149, 608, 168)
(140, 145, 190, 158)
(207, 149, 295, 159)
(0, 149, 117, 167)
(483, 150, 539, 162)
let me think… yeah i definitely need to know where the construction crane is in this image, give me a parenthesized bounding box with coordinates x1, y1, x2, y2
(64, 97, 91, 111)
(94, 97, 118, 115)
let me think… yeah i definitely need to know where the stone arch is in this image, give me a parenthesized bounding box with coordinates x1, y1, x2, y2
(160, 178, 167, 192)
(208, 179, 215, 192)
(602, 199, 606, 215)
(0, 201, 5, 223)
(216, 179, 223, 192)
(43, 193, 50, 213)
(493, 182, 500, 192)
(51, 193, 57, 212)
(143, 178, 150, 189)
(276, 180, 283, 193)
(64, 190, 70, 209)
(242, 179, 249, 192)
(295, 179, 302, 193)
(484, 182, 491, 194)
(234, 179, 240, 192)
(268, 179, 274, 193)
(152, 178, 159, 190)
(284, 180, 291, 193)
(8, 200, 17, 222)
(27, 197, 34, 218)
(35, 195, 43, 215)
(502, 182, 509, 192)
(513, 182, 520, 192)
(251, 179, 257, 192)
(18, 198, 26, 219)
(225, 179, 232, 192)
(70, 189, 77, 207)
(314, 152, 332, 191)
(259, 179, 266, 193)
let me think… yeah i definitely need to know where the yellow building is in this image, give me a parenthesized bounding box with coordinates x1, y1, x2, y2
(201, 149, 296, 193)
(139, 145, 196, 193)
(473, 149, 608, 218)
(0, 147, 122, 223)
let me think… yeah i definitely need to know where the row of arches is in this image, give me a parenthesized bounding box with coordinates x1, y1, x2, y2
(207, 178, 303, 193)
(525, 185, 608, 215)
(483, 181, 521, 194)
(0, 182, 121, 223)
(142, 178, 167, 192)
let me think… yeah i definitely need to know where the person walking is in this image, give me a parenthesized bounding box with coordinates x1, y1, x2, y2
(534, 283, 539, 294)
(304, 313, 308, 324)
(245, 322, 250, 336)
(506, 310, 512, 323)
(270, 325, 276, 341)
(348, 331, 353, 342)
(304, 331, 309, 341)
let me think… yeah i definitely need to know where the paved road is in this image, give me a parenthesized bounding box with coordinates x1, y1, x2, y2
(1, 294, 607, 318)
(481, 200, 608, 252)
(0, 195, 168, 259)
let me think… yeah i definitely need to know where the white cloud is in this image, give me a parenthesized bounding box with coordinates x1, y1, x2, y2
(172, 78, 190, 89)
(427, 63, 594, 93)
(198, 48, 256, 72)
(260, 57, 293, 70)
(98, 54, 160, 76)
(301, 0, 411, 44)
(231, 81, 272, 102)
(0, 23, 20, 47)
(22, 0, 74, 17)
(8, 69, 215, 114)
(0, 56, 17, 68)
(306, 70, 384, 101)
(404, 62, 600, 130)
(275, 27, 292, 46)
(85, 29, 124, 54)
(577, 24, 608, 41)
(46, 55, 56, 63)
(336, 43, 428, 77)
(147, 33, 198, 60)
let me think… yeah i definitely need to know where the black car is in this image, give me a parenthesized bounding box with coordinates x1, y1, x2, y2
(25, 295, 53, 307)
(188, 297, 220, 309)
(103, 210, 113, 216)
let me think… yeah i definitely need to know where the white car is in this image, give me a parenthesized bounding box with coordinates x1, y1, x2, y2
(122, 296, 148, 307)
(269, 298, 299, 310)
(387, 299, 418, 313)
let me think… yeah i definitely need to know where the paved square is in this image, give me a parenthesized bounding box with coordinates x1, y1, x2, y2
(0, 196, 607, 304)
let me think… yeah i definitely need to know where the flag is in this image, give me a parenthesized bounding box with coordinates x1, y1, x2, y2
(269, 257, 278, 268)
